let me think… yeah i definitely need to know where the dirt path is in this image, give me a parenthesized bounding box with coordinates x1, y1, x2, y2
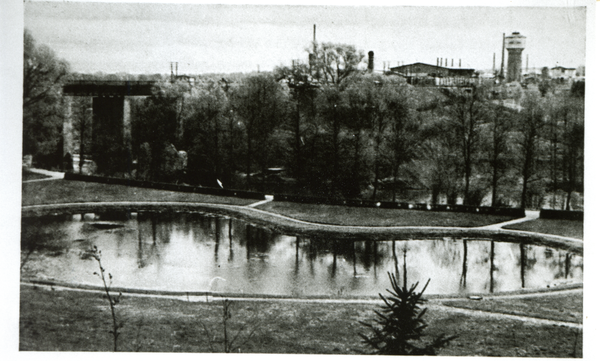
(22, 168, 65, 183)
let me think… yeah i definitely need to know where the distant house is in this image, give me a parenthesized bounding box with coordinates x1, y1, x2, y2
(172, 74, 196, 85)
(550, 66, 576, 79)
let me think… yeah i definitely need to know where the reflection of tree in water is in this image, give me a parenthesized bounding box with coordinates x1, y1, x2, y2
(467, 240, 496, 293)
(227, 218, 234, 263)
(549, 250, 582, 280)
(353, 241, 387, 273)
(518, 243, 538, 288)
(489, 241, 496, 293)
(459, 239, 468, 290)
(21, 216, 70, 271)
(96, 210, 130, 222)
(242, 225, 277, 260)
(424, 238, 462, 269)
(135, 214, 163, 269)
(137, 212, 176, 244)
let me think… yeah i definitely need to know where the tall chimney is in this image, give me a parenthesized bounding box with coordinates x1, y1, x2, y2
(500, 33, 505, 79)
(451, 59, 454, 67)
(493, 53, 496, 73)
(368, 51, 374, 72)
(445, 58, 448, 67)
(313, 24, 316, 43)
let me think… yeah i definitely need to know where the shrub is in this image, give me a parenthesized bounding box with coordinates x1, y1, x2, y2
(359, 272, 457, 355)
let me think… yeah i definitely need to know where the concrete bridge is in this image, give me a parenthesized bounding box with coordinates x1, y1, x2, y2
(62, 80, 156, 174)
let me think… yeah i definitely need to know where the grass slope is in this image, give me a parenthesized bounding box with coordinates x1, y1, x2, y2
(503, 219, 584, 240)
(19, 285, 582, 356)
(22, 180, 254, 206)
(442, 292, 583, 324)
(257, 201, 514, 227)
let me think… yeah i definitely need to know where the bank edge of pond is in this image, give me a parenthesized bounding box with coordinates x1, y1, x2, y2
(20, 278, 583, 302)
(21, 201, 583, 255)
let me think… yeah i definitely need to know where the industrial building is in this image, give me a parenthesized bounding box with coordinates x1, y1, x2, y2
(389, 63, 475, 78)
(389, 62, 478, 87)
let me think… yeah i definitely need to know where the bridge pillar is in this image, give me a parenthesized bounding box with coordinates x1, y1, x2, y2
(92, 96, 132, 175)
(123, 96, 132, 174)
(63, 96, 75, 170)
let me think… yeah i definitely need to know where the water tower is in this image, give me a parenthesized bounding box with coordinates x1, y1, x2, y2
(505, 32, 526, 82)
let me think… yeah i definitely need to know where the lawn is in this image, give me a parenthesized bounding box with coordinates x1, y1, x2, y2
(256, 201, 514, 227)
(19, 285, 582, 357)
(442, 292, 583, 324)
(503, 219, 584, 240)
(22, 179, 254, 207)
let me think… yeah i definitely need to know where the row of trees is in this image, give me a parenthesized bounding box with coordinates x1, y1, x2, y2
(121, 66, 583, 209)
(23, 30, 583, 209)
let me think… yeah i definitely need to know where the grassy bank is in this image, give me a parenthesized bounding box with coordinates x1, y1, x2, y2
(23, 179, 516, 228)
(256, 201, 514, 227)
(19, 285, 582, 356)
(22, 180, 254, 207)
(442, 292, 583, 324)
(503, 219, 584, 240)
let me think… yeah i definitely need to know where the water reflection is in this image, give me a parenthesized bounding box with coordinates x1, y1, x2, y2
(22, 213, 583, 297)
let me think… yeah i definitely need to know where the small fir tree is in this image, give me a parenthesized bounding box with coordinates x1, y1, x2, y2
(359, 272, 457, 355)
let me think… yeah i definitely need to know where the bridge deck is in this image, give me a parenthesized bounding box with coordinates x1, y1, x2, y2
(63, 81, 157, 96)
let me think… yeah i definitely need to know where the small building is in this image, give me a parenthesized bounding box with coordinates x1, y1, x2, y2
(550, 66, 576, 79)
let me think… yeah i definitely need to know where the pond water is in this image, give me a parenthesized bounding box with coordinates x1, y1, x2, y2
(21, 212, 582, 297)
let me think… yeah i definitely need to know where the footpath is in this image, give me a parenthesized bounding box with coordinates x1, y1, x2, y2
(22, 168, 64, 182)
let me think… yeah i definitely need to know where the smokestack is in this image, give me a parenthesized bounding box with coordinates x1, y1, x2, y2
(526, 54, 529, 73)
(459, 59, 461, 68)
(451, 59, 454, 67)
(493, 53, 496, 73)
(313, 24, 316, 43)
(445, 58, 448, 67)
(500, 33, 505, 79)
(368, 51, 374, 72)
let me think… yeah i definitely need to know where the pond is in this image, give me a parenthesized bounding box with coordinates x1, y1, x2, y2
(21, 212, 582, 297)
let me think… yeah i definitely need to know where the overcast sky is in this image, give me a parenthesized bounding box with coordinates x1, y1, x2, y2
(24, 1, 588, 75)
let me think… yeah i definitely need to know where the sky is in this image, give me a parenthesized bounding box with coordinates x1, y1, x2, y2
(23, 1, 589, 76)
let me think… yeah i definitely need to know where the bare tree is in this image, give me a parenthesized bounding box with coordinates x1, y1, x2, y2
(309, 42, 365, 87)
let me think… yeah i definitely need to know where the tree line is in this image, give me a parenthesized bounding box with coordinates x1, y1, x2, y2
(23, 30, 584, 209)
